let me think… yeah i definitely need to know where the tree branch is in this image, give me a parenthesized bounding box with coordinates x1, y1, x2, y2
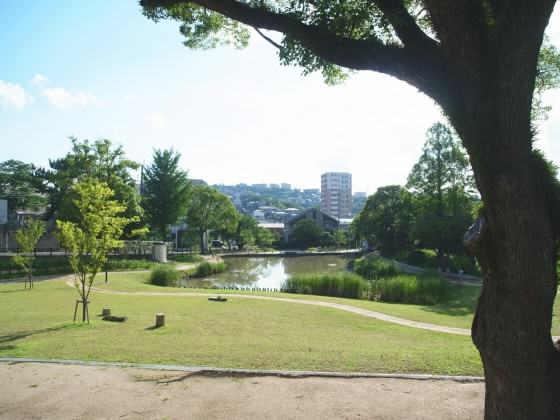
(140, 0, 447, 98)
(254, 27, 281, 50)
(369, 0, 438, 53)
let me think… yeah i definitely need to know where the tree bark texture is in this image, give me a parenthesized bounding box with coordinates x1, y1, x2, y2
(449, 49, 560, 418)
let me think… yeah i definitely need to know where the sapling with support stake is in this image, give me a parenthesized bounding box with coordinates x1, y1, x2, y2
(57, 179, 135, 323)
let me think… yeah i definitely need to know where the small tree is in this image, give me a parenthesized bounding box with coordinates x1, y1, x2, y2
(57, 180, 131, 323)
(12, 219, 46, 289)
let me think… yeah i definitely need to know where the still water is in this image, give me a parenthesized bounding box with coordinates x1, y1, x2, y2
(192, 255, 350, 290)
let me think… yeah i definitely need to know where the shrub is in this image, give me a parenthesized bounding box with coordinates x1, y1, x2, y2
(168, 254, 203, 263)
(106, 259, 153, 271)
(282, 272, 367, 299)
(353, 256, 399, 280)
(371, 273, 450, 305)
(150, 264, 181, 286)
(190, 261, 229, 278)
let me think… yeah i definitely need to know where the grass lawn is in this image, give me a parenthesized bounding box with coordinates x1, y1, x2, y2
(0, 279, 482, 376)
(90, 272, 480, 329)
(92, 272, 560, 335)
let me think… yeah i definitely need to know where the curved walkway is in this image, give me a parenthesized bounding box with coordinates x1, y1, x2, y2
(73, 281, 472, 336)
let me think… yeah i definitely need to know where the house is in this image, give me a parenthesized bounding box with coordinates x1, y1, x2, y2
(283, 208, 339, 243)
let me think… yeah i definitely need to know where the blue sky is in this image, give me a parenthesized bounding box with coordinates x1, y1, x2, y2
(2, 1, 560, 193)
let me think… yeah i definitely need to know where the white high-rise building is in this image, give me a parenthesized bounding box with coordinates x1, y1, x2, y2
(320, 172, 352, 219)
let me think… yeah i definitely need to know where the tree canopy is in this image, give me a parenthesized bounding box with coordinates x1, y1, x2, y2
(407, 122, 476, 262)
(352, 185, 416, 257)
(41, 138, 142, 232)
(186, 184, 238, 252)
(142, 148, 190, 240)
(57, 180, 132, 322)
(0, 160, 44, 214)
(291, 219, 323, 249)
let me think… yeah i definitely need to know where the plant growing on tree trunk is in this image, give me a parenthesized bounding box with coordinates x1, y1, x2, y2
(141, 1, 560, 417)
(12, 219, 46, 289)
(56, 180, 131, 323)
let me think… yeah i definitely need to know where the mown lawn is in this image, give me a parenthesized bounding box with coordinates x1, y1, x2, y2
(90, 272, 479, 329)
(0, 279, 482, 376)
(91, 272, 560, 335)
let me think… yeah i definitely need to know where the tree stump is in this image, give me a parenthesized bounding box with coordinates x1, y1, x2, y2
(155, 313, 165, 328)
(102, 308, 111, 316)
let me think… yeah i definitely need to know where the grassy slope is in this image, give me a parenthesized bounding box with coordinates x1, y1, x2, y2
(93, 272, 560, 334)
(0, 280, 481, 375)
(91, 272, 479, 329)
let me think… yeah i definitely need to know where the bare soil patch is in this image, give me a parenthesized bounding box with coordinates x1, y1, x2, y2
(0, 362, 484, 419)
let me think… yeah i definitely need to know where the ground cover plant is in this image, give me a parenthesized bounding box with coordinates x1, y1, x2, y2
(0, 279, 482, 376)
(282, 272, 367, 299)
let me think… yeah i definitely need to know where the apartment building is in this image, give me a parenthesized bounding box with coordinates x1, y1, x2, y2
(320, 172, 352, 219)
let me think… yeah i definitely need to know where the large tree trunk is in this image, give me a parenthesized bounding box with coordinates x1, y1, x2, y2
(471, 183, 560, 419)
(453, 94, 560, 418)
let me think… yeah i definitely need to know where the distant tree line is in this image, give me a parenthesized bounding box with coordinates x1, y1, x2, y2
(0, 138, 279, 254)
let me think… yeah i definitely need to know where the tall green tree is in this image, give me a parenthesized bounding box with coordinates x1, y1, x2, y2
(57, 180, 132, 323)
(352, 185, 416, 257)
(142, 149, 190, 240)
(291, 219, 323, 249)
(41, 138, 143, 236)
(12, 219, 46, 289)
(141, 2, 560, 415)
(0, 160, 44, 214)
(232, 213, 259, 249)
(406, 123, 475, 265)
(186, 185, 237, 253)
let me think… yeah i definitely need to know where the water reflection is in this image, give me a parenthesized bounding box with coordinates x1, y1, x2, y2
(204, 256, 349, 289)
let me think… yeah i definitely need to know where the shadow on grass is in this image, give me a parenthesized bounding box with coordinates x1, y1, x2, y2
(420, 285, 481, 318)
(144, 325, 162, 331)
(0, 323, 81, 345)
(0, 289, 31, 294)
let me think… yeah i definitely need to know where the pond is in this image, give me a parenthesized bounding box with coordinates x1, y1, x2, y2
(188, 255, 350, 290)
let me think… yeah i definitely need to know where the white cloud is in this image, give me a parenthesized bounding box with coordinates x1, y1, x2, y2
(0, 81, 33, 110)
(31, 73, 50, 86)
(41, 87, 99, 108)
(147, 113, 168, 129)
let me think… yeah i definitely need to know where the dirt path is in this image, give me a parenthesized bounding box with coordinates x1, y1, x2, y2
(0, 362, 484, 419)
